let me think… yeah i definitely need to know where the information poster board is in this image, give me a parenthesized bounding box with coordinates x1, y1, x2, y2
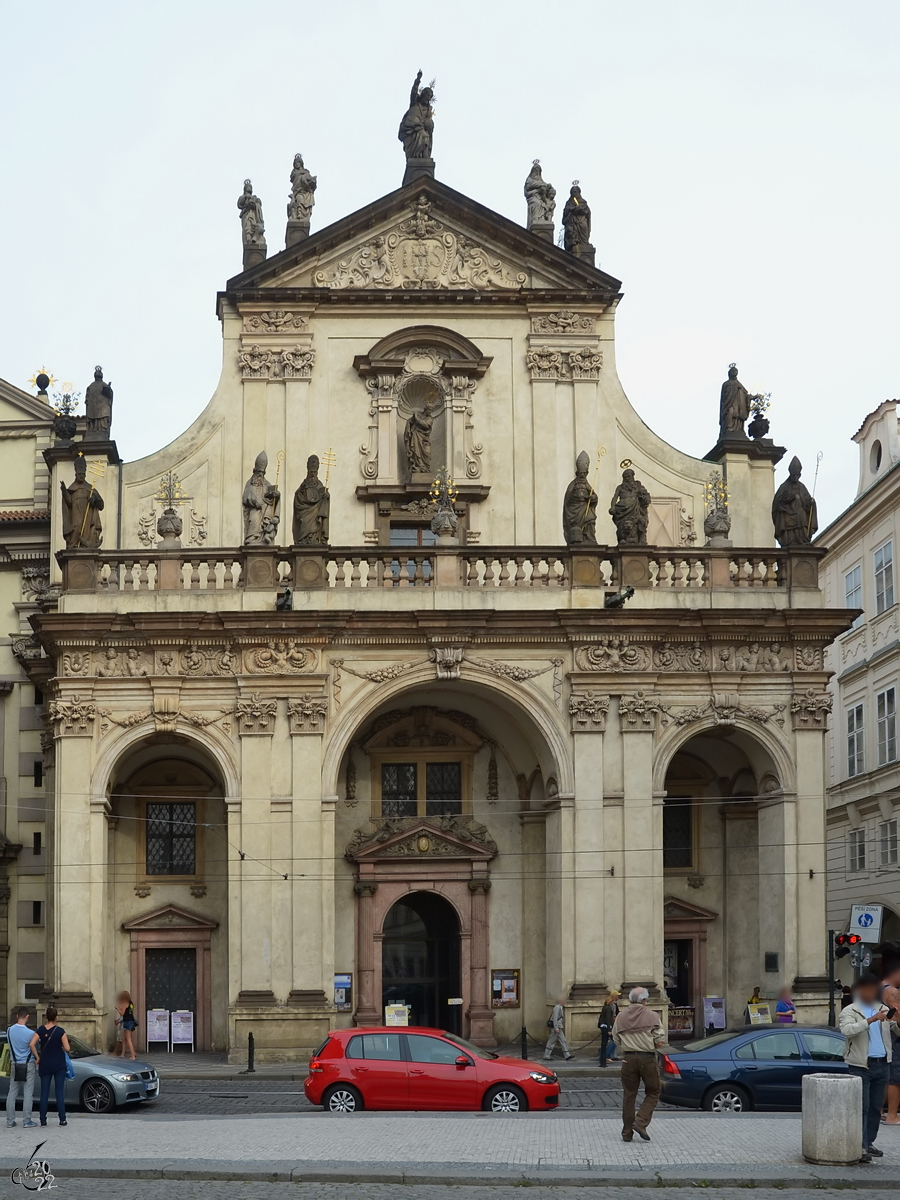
(668, 1006, 694, 1036)
(703, 996, 726, 1030)
(146, 1009, 170, 1045)
(384, 1004, 409, 1027)
(171, 1010, 194, 1049)
(333, 973, 353, 1012)
(748, 1002, 772, 1026)
(491, 968, 521, 1008)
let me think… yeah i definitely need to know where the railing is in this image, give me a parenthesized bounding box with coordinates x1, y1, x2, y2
(57, 544, 823, 594)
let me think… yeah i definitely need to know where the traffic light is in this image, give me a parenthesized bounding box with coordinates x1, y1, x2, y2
(835, 932, 863, 959)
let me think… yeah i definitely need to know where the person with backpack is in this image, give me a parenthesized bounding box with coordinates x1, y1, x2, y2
(6, 1006, 37, 1128)
(29, 1006, 71, 1127)
(598, 989, 621, 1066)
(543, 995, 574, 1061)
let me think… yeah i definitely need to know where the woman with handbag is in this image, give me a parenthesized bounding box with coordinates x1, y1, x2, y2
(29, 1006, 71, 1127)
(115, 991, 138, 1060)
(6, 1006, 38, 1128)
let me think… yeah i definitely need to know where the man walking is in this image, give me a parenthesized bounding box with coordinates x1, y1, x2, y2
(612, 987, 666, 1142)
(543, 995, 574, 1061)
(6, 1006, 38, 1128)
(839, 971, 898, 1162)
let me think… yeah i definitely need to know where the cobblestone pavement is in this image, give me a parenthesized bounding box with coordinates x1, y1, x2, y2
(19, 1186, 885, 1200)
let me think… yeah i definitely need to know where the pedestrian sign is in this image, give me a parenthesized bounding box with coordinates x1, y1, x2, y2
(849, 904, 883, 942)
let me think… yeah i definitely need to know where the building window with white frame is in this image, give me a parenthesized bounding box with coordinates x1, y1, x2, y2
(875, 541, 894, 614)
(880, 818, 899, 867)
(848, 828, 867, 872)
(844, 564, 863, 629)
(877, 686, 898, 766)
(847, 704, 865, 777)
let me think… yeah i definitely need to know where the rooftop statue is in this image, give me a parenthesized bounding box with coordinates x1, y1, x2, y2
(524, 160, 556, 233)
(398, 71, 435, 165)
(238, 179, 267, 269)
(61, 455, 104, 549)
(286, 153, 317, 245)
(772, 456, 818, 547)
(84, 365, 113, 441)
(292, 455, 330, 546)
(610, 469, 651, 545)
(562, 183, 592, 254)
(718, 363, 758, 439)
(242, 451, 280, 546)
(562, 451, 598, 545)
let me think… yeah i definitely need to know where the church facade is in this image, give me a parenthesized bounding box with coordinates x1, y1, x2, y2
(7, 112, 853, 1057)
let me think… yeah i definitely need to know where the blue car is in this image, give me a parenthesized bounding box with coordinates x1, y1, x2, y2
(660, 1025, 847, 1112)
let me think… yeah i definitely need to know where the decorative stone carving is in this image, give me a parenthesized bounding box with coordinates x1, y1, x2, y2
(670, 693, 785, 728)
(531, 310, 595, 335)
(524, 160, 556, 231)
(346, 813, 497, 860)
(680, 510, 697, 546)
(576, 637, 651, 672)
(242, 452, 280, 546)
(562, 450, 598, 545)
(314, 196, 528, 291)
(569, 691, 610, 731)
(287, 696, 328, 735)
(61, 456, 104, 549)
(190, 884, 208, 899)
(180, 644, 239, 677)
(137, 512, 155, 547)
(62, 651, 90, 677)
(11, 634, 42, 666)
(292, 455, 330, 545)
(398, 71, 435, 163)
(84, 365, 113, 441)
(95, 647, 149, 678)
(562, 183, 593, 257)
(21, 566, 56, 605)
(285, 153, 317, 245)
(404, 402, 436, 474)
(47, 695, 96, 735)
(98, 702, 232, 737)
(238, 345, 273, 379)
(245, 310, 308, 333)
(487, 745, 498, 804)
(526, 347, 568, 380)
(188, 510, 208, 544)
(794, 645, 824, 672)
(568, 349, 604, 380)
(345, 748, 358, 804)
(235, 693, 278, 735)
(246, 641, 313, 674)
(718, 642, 790, 672)
(332, 658, 428, 688)
(431, 647, 464, 680)
(134, 886, 152, 899)
(239, 345, 314, 381)
(280, 347, 316, 379)
(790, 689, 833, 729)
(468, 656, 560, 684)
(619, 692, 667, 730)
(610, 469, 651, 545)
(772, 456, 818, 547)
(237, 179, 266, 261)
(653, 640, 709, 671)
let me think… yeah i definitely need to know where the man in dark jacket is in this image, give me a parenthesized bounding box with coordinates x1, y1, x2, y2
(598, 989, 620, 1067)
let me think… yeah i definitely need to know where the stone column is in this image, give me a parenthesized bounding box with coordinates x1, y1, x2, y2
(544, 793, 576, 1003)
(531, 378, 558, 544)
(467, 877, 495, 1045)
(620, 695, 663, 993)
(234, 720, 275, 1003)
(354, 881, 379, 1024)
(790, 718, 831, 1020)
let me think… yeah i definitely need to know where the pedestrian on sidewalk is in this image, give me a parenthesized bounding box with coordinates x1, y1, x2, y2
(114, 991, 138, 1060)
(839, 971, 898, 1162)
(775, 986, 796, 1024)
(880, 960, 900, 1126)
(5, 1007, 37, 1128)
(543, 996, 574, 1061)
(612, 986, 666, 1143)
(598, 989, 620, 1067)
(744, 985, 761, 1024)
(29, 1007, 70, 1128)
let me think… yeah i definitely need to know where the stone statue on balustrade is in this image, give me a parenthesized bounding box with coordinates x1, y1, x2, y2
(772, 456, 817, 547)
(562, 183, 593, 260)
(398, 70, 435, 183)
(61, 455, 104, 549)
(404, 402, 436, 476)
(524, 160, 556, 239)
(285, 153, 317, 246)
(718, 363, 763, 439)
(237, 179, 267, 269)
(242, 451, 280, 546)
(610, 469, 651, 545)
(292, 455, 330, 545)
(84, 365, 113, 441)
(562, 451, 598, 545)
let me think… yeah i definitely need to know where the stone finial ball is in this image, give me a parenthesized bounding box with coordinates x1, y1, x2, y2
(36, 373, 50, 393)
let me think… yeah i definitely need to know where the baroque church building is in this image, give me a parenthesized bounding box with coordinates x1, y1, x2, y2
(4, 89, 852, 1056)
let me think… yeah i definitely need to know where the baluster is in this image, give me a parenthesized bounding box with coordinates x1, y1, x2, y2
(466, 557, 480, 586)
(137, 559, 149, 591)
(556, 556, 569, 587)
(687, 556, 702, 588)
(412, 555, 425, 586)
(735, 556, 749, 587)
(498, 558, 512, 587)
(350, 557, 361, 588)
(332, 556, 345, 588)
(120, 559, 133, 591)
(765, 558, 779, 587)
(514, 556, 527, 587)
(222, 558, 234, 589)
(381, 555, 396, 588)
(105, 561, 118, 592)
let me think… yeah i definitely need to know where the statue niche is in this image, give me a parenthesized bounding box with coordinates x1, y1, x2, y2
(400, 372, 444, 479)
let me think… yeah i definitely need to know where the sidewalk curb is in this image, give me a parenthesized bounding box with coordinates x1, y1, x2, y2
(156, 1066, 617, 1082)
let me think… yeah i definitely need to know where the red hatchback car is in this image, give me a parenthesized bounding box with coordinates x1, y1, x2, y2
(305, 1027, 560, 1113)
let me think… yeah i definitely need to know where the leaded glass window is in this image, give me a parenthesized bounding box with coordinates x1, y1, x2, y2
(146, 802, 196, 875)
(663, 795, 693, 870)
(381, 763, 417, 817)
(425, 762, 462, 816)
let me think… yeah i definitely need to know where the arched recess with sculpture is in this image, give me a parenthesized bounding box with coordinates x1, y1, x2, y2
(335, 673, 569, 1046)
(654, 715, 794, 1038)
(107, 733, 230, 1053)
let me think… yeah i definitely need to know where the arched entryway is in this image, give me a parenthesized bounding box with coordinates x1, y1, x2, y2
(382, 892, 462, 1033)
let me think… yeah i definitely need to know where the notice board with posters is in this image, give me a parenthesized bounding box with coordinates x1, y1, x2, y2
(334, 973, 352, 1012)
(668, 1006, 694, 1036)
(146, 1009, 170, 1045)
(384, 1004, 409, 1026)
(491, 968, 520, 1008)
(171, 1010, 194, 1049)
(703, 996, 726, 1030)
(748, 1002, 772, 1025)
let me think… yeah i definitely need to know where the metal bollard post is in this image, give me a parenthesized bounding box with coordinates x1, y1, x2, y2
(521, 1025, 528, 1061)
(247, 1030, 255, 1073)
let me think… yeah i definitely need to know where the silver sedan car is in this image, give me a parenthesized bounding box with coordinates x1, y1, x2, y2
(1, 1031, 160, 1114)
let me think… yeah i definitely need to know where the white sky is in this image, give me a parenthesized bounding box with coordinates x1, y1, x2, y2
(3, 0, 898, 528)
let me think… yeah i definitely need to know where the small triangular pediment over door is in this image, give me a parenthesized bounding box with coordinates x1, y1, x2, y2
(346, 816, 497, 863)
(122, 903, 218, 932)
(663, 897, 719, 923)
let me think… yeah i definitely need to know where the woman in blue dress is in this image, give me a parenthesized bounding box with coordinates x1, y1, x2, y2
(29, 1006, 71, 1126)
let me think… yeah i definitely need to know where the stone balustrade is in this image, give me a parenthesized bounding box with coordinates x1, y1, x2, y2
(57, 544, 823, 594)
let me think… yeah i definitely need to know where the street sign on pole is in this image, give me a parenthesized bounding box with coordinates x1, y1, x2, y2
(849, 904, 883, 943)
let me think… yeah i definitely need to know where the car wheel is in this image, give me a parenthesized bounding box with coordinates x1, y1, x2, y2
(81, 1078, 116, 1114)
(702, 1083, 750, 1114)
(483, 1084, 528, 1113)
(323, 1084, 363, 1113)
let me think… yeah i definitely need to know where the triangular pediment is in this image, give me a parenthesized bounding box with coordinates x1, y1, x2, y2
(122, 903, 219, 931)
(225, 177, 621, 297)
(0, 378, 56, 425)
(663, 896, 719, 922)
(346, 814, 497, 861)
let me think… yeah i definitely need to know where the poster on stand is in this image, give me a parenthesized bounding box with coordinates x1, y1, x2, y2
(146, 1009, 170, 1045)
(703, 997, 726, 1030)
(384, 1004, 409, 1026)
(748, 1002, 772, 1025)
(171, 1010, 195, 1049)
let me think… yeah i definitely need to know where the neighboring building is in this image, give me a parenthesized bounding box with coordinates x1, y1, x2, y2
(8, 121, 851, 1058)
(821, 400, 900, 969)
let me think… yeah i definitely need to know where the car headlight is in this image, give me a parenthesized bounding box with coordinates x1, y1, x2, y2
(114, 1073, 140, 1082)
(529, 1071, 555, 1083)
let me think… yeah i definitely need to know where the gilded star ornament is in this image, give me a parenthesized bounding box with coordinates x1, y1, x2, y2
(28, 367, 56, 391)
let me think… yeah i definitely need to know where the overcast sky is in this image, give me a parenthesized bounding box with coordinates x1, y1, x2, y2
(3, 1, 898, 528)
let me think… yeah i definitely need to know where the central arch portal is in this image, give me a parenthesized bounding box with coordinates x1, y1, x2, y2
(381, 892, 461, 1034)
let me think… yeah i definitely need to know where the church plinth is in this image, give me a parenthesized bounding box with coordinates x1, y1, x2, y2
(402, 157, 436, 187)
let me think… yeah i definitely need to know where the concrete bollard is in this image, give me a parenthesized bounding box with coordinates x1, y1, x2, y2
(801, 1072, 862, 1165)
